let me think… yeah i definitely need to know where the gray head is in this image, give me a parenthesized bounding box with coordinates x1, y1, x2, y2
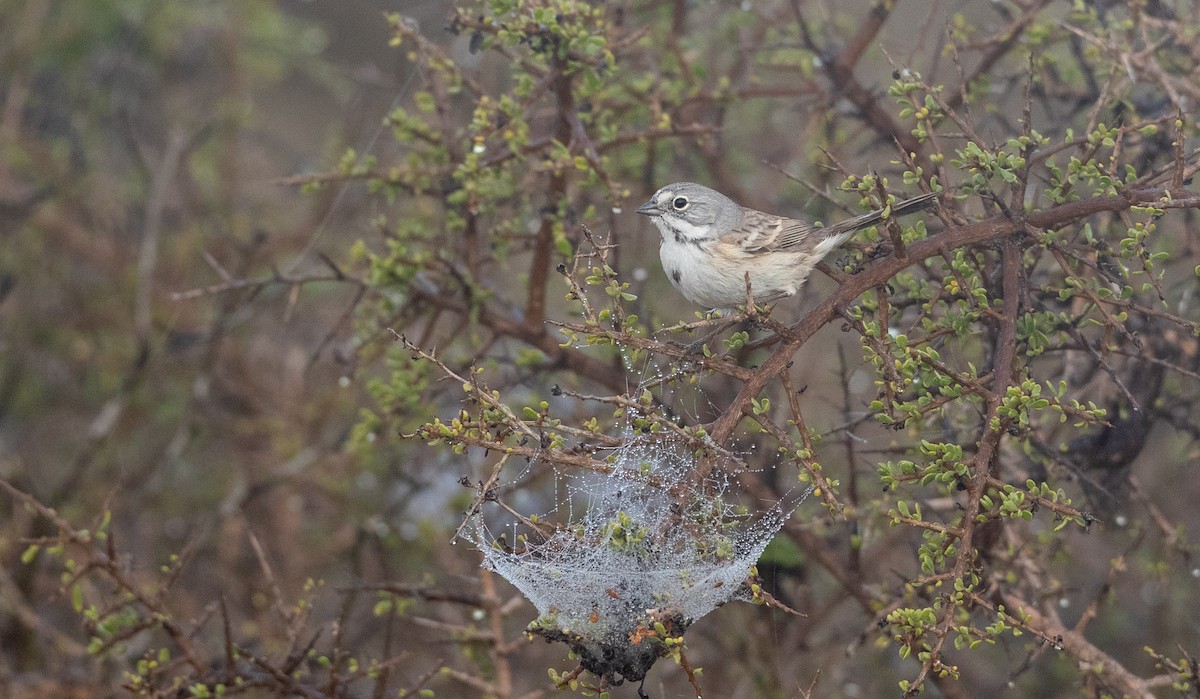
(635, 182, 743, 242)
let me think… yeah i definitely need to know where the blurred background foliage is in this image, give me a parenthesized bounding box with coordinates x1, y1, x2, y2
(2, 0, 1200, 697)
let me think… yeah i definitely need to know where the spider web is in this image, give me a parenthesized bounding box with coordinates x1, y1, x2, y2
(465, 397, 803, 682)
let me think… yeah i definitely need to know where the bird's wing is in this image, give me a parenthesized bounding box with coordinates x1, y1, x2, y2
(724, 192, 939, 254)
(770, 218, 823, 251)
(722, 209, 820, 254)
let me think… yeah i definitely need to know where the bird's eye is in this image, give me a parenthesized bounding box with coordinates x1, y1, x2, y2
(672, 196, 689, 210)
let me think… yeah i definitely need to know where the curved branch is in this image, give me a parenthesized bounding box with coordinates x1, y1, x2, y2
(997, 592, 1155, 699)
(710, 186, 1200, 443)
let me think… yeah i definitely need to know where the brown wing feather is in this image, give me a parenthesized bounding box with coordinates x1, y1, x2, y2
(770, 218, 822, 251)
(719, 209, 779, 252)
(722, 191, 939, 254)
(723, 209, 819, 254)
(767, 191, 940, 251)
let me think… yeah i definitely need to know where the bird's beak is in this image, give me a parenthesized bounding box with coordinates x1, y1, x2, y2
(635, 199, 660, 216)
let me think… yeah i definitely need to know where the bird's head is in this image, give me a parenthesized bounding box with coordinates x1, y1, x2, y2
(636, 182, 740, 242)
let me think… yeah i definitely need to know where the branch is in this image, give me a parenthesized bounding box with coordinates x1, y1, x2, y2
(710, 186, 1200, 443)
(790, 0, 923, 159)
(996, 592, 1155, 699)
(903, 233, 1021, 697)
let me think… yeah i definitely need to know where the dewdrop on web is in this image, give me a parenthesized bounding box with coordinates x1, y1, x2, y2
(465, 427, 808, 689)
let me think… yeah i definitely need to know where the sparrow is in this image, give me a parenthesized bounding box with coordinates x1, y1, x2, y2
(636, 182, 938, 310)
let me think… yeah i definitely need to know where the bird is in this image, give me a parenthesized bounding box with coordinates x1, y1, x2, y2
(635, 182, 938, 310)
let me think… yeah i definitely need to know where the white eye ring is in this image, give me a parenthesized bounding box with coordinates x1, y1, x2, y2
(671, 196, 689, 210)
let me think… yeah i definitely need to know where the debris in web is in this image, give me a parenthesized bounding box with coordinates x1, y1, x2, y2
(464, 429, 803, 687)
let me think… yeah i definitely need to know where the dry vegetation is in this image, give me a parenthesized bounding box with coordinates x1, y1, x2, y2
(3, 1, 1200, 697)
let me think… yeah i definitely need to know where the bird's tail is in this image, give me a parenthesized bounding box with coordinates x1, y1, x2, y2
(825, 191, 939, 237)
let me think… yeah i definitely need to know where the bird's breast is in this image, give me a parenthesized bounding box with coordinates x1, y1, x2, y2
(659, 238, 748, 308)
